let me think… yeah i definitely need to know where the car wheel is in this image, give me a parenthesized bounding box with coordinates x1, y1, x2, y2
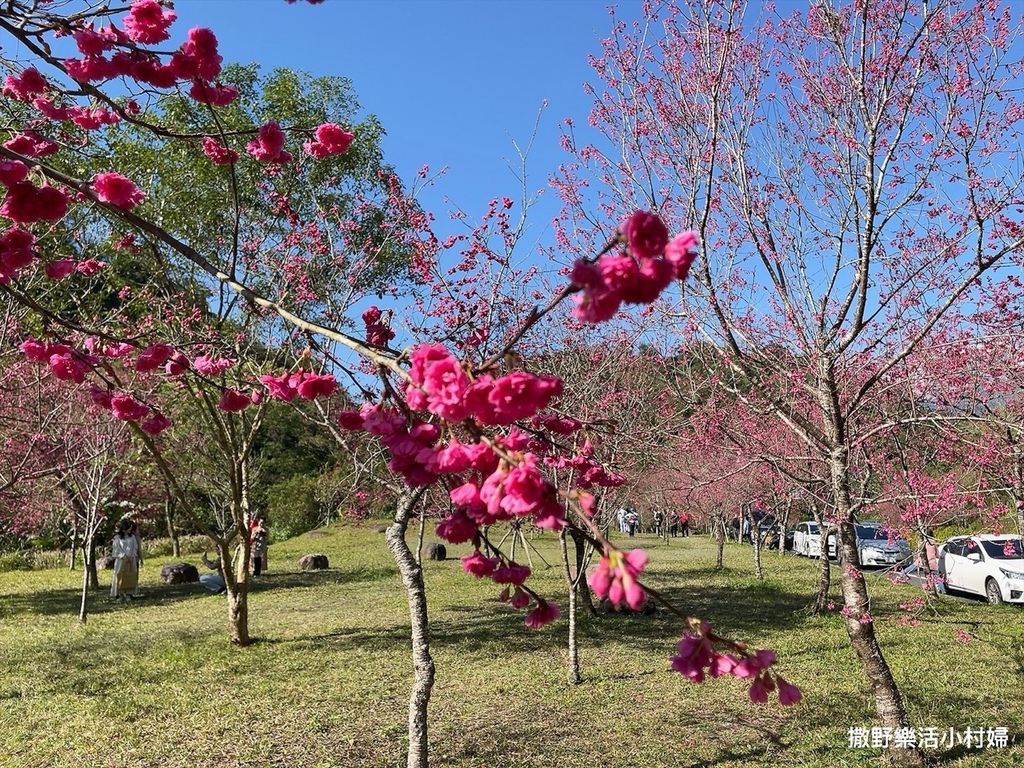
(985, 578, 1004, 605)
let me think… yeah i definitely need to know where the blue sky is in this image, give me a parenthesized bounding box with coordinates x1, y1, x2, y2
(173, 0, 642, 250)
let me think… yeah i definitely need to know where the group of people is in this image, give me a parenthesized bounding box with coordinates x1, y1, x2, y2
(615, 507, 691, 537)
(110, 512, 271, 599)
(199, 513, 270, 594)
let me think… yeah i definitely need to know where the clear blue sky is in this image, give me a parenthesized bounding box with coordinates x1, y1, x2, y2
(174, 0, 641, 249)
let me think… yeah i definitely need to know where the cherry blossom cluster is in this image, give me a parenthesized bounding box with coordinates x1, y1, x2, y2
(670, 622, 802, 705)
(570, 211, 699, 323)
(362, 305, 395, 347)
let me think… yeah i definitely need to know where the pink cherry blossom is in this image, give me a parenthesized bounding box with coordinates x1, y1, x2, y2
(218, 389, 251, 412)
(669, 627, 714, 682)
(303, 123, 354, 158)
(2, 67, 48, 102)
(509, 587, 531, 610)
(193, 354, 235, 375)
(92, 172, 146, 210)
(189, 81, 238, 107)
(665, 231, 699, 281)
(201, 137, 239, 165)
(246, 121, 292, 163)
(296, 372, 338, 400)
(135, 343, 173, 372)
(140, 413, 172, 435)
(461, 550, 497, 578)
(777, 677, 802, 706)
(748, 672, 776, 704)
(524, 600, 560, 629)
(75, 258, 105, 276)
(336, 410, 364, 430)
(620, 210, 669, 260)
(261, 372, 298, 401)
(44, 260, 75, 280)
(4, 131, 59, 158)
(122, 0, 177, 44)
(435, 508, 478, 544)
(20, 338, 49, 363)
(407, 343, 471, 420)
(589, 549, 648, 610)
(111, 394, 151, 421)
(0, 160, 29, 187)
(165, 353, 190, 376)
(170, 28, 222, 81)
(492, 561, 531, 586)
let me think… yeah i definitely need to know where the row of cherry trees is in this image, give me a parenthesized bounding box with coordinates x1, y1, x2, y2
(552, 2, 1024, 766)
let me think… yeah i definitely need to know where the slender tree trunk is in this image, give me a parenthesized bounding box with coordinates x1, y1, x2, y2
(165, 496, 180, 558)
(750, 507, 763, 580)
(811, 506, 831, 615)
(571, 528, 597, 616)
(715, 515, 725, 570)
(68, 519, 78, 570)
(558, 529, 582, 685)
(78, 531, 91, 624)
(384, 488, 433, 768)
(87, 536, 99, 590)
(415, 504, 426, 565)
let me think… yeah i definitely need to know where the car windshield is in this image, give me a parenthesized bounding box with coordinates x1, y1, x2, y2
(980, 539, 1024, 560)
(856, 526, 892, 541)
(805, 523, 819, 533)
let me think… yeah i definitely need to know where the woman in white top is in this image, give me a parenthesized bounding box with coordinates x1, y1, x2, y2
(110, 519, 141, 601)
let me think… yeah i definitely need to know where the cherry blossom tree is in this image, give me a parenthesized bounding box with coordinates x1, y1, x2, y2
(555, 2, 1024, 763)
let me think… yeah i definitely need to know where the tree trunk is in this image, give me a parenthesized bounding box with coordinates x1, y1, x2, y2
(165, 496, 180, 558)
(811, 506, 831, 615)
(220, 539, 251, 647)
(558, 529, 582, 685)
(750, 508, 763, 580)
(715, 516, 725, 570)
(87, 536, 99, 590)
(78, 532, 91, 624)
(68, 519, 78, 570)
(384, 488, 433, 768)
(831, 468, 921, 768)
(570, 528, 596, 616)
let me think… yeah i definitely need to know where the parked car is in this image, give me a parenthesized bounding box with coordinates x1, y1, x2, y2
(826, 523, 911, 567)
(938, 535, 1024, 605)
(792, 521, 822, 558)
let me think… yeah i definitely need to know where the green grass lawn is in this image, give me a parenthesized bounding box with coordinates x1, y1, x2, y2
(0, 527, 1021, 768)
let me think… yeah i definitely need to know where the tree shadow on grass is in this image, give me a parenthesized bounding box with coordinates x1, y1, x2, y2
(0, 564, 395, 620)
(276, 577, 816, 660)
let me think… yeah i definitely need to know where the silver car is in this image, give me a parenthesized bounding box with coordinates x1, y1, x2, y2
(827, 523, 911, 567)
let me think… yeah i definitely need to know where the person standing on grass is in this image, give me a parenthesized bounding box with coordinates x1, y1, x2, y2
(110, 519, 141, 601)
(679, 512, 690, 538)
(617, 507, 627, 533)
(250, 514, 269, 577)
(625, 508, 639, 537)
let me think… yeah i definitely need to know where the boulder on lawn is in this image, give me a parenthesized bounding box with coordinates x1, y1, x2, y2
(299, 553, 329, 570)
(98, 555, 115, 570)
(160, 562, 199, 584)
(424, 542, 447, 561)
(371, 524, 389, 534)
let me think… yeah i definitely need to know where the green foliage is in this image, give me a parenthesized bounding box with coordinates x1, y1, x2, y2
(264, 474, 321, 540)
(0, 552, 33, 573)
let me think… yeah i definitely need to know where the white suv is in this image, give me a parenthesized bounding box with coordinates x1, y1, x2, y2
(938, 535, 1024, 605)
